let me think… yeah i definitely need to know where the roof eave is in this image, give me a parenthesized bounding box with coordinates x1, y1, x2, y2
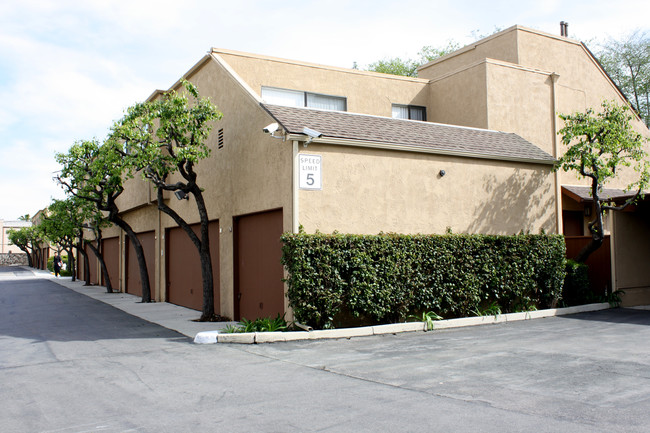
(287, 134, 556, 166)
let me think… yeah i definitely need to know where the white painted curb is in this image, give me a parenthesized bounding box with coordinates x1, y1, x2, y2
(193, 302, 611, 344)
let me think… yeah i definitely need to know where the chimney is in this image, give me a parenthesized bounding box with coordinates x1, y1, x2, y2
(560, 21, 569, 37)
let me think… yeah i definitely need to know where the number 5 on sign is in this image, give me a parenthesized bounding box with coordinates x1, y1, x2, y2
(299, 154, 322, 190)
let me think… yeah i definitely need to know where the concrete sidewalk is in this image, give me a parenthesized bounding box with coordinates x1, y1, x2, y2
(14, 267, 238, 338)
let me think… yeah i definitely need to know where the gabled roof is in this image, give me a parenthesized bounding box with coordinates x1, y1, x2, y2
(262, 104, 555, 164)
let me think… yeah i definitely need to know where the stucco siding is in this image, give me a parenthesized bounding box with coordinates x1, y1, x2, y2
(485, 62, 555, 156)
(297, 144, 556, 235)
(428, 62, 488, 129)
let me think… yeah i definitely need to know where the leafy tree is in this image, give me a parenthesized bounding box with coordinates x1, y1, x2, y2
(366, 41, 461, 77)
(111, 80, 223, 321)
(555, 101, 650, 263)
(55, 139, 151, 300)
(364, 27, 505, 78)
(39, 197, 111, 288)
(7, 227, 33, 267)
(17, 214, 30, 221)
(598, 30, 650, 127)
(15, 225, 45, 269)
(40, 199, 79, 281)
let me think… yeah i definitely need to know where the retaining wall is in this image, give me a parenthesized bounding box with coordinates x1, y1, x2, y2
(0, 253, 29, 266)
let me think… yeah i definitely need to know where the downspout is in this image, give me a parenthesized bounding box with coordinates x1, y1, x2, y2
(157, 207, 163, 303)
(292, 140, 300, 233)
(550, 72, 563, 235)
(285, 139, 301, 322)
(609, 210, 618, 295)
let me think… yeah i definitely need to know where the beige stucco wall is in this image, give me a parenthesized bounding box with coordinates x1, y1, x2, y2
(215, 49, 430, 118)
(297, 143, 557, 235)
(485, 62, 556, 156)
(427, 62, 488, 129)
(115, 176, 155, 212)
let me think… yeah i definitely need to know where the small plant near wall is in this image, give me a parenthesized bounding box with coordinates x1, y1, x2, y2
(408, 311, 443, 330)
(472, 302, 502, 318)
(223, 314, 290, 333)
(606, 290, 626, 308)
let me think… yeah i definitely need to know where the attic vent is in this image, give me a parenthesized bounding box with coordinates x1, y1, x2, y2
(218, 128, 224, 149)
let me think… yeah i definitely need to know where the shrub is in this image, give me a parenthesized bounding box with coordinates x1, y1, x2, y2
(562, 259, 597, 306)
(47, 255, 72, 276)
(282, 232, 566, 329)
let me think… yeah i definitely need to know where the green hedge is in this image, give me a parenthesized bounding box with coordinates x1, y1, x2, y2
(281, 232, 566, 329)
(47, 255, 72, 276)
(562, 259, 592, 306)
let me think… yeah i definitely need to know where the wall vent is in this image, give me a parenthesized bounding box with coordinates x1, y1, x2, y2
(218, 128, 224, 149)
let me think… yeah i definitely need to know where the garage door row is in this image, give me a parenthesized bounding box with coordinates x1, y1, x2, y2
(82, 209, 284, 321)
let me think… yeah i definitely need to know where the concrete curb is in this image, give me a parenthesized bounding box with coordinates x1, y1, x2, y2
(194, 302, 612, 344)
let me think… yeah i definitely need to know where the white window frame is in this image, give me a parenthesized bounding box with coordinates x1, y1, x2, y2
(262, 86, 347, 111)
(392, 104, 427, 121)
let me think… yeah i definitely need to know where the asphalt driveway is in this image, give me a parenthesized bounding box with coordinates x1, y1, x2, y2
(1, 267, 650, 432)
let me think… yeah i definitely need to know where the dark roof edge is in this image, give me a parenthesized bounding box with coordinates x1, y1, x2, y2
(288, 134, 557, 166)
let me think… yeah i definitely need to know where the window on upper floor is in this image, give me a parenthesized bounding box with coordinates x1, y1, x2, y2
(261, 86, 347, 111)
(392, 104, 426, 121)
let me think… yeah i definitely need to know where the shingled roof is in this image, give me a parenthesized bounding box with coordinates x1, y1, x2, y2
(262, 104, 555, 164)
(562, 185, 646, 203)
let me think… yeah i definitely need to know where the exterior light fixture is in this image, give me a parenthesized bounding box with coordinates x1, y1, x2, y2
(175, 190, 189, 200)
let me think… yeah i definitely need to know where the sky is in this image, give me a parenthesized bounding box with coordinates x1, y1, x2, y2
(1, 0, 648, 220)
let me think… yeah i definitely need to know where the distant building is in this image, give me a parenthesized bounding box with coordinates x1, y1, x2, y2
(0, 219, 32, 254)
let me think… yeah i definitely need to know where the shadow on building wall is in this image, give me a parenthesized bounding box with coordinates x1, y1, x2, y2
(466, 168, 555, 234)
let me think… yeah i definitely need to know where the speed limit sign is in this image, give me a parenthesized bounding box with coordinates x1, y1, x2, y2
(299, 154, 322, 190)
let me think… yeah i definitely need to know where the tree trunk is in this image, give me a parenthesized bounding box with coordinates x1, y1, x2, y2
(67, 248, 76, 281)
(111, 217, 152, 302)
(574, 180, 605, 264)
(88, 241, 112, 293)
(573, 235, 604, 263)
(156, 186, 215, 320)
(77, 239, 91, 286)
(196, 190, 215, 320)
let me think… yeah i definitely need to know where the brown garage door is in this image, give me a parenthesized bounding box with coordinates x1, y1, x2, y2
(166, 221, 219, 312)
(41, 247, 50, 270)
(125, 231, 156, 298)
(234, 209, 284, 321)
(101, 237, 120, 290)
